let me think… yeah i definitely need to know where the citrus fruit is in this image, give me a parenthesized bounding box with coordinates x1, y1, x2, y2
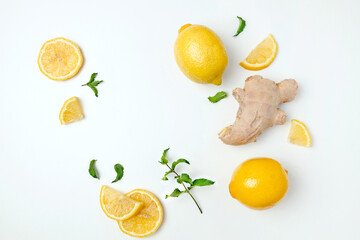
(229, 158, 288, 210)
(240, 34, 277, 71)
(174, 24, 228, 85)
(59, 97, 84, 125)
(118, 189, 163, 238)
(100, 186, 143, 221)
(38, 37, 83, 81)
(288, 119, 312, 147)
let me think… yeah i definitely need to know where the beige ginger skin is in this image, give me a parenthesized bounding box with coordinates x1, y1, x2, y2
(219, 75, 298, 145)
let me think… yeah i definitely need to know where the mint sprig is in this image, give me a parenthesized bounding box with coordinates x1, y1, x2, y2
(82, 73, 104, 97)
(159, 148, 215, 214)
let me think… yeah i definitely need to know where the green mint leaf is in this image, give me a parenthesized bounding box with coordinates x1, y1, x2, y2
(165, 188, 185, 199)
(177, 173, 193, 185)
(159, 148, 169, 165)
(88, 84, 99, 97)
(171, 158, 190, 170)
(208, 91, 227, 103)
(192, 178, 215, 187)
(233, 16, 246, 37)
(82, 73, 104, 97)
(162, 170, 172, 181)
(88, 159, 99, 179)
(92, 80, 103, 86)
(89, 73, 98, 83)
(112, 163, 124, 183)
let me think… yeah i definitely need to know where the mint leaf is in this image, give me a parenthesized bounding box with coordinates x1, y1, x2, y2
(82, 73, 104, 97)
(208, 91, 227, 103)
(88, 159, 99, 179)
(177, 173, 193, 185)
(233, 16, 246, 37)
(162, 170, 172, 181)
(112, 163, 124, 183)
(92, 80, 103, 86)
(159, 148, 169, 165)
(171, 158, 190, 170)
(192, 178, 215, 187)
(89, 73, 97, 83)
(165, 188, 185, 199)
(88, 84, 98, 97)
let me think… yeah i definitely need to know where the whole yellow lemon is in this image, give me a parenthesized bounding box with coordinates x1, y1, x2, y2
(174, 24, 228, 85)
(229, 158, 288, 210)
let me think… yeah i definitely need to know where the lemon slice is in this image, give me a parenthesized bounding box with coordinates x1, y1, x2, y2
(240, 34, 277, 71)
(288, 119, 312, 147)
(100, 186, 143, 221)
(38, 37, 83, 81)
(118, 189, 163, 238)
(59, 97, 84, 125)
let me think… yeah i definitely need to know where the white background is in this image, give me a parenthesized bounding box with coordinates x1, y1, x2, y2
(0, 0, 359, 239)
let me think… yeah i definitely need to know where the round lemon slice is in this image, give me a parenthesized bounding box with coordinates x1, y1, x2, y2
(38, 37, 83, 81)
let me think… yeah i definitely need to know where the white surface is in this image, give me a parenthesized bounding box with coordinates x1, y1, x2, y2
(0, 0, 359, 239)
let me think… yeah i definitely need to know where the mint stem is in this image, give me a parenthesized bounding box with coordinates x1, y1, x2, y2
(165, 164, 203, 214)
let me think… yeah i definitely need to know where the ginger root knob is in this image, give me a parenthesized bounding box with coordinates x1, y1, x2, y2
(219, 75, 298, 146)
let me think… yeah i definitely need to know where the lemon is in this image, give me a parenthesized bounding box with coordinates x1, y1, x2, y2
(229, 158, 288, 210)
(118, 189, 163, 238)
(100, 186, 143, 221)
(174, 24, 228, 85)
(59, 97, 84, 125)
(288, 119, 312, 147)
(240, 34, 277, 71)
(38, 37, 83, 81)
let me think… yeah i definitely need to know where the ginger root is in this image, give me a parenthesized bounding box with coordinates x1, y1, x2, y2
(219, 75, 298, 145)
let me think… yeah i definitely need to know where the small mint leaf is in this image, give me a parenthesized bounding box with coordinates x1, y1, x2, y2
(165, 188, 185, 199)
(178, 173, 193, 185)
(171, 158, 190, 170)
(192, 178, 215, 187)
(88, 159, 99, 179)
(92, 80, 103, 86)
(89, 73, 97, 83)
(112, 163, 124, 183)
(162, 170, 172, 180)
(208, 91, 227, 103)
(233, 16, 246, 37)
(88, 84, 99, 97)
(159, 148, 169, 165)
